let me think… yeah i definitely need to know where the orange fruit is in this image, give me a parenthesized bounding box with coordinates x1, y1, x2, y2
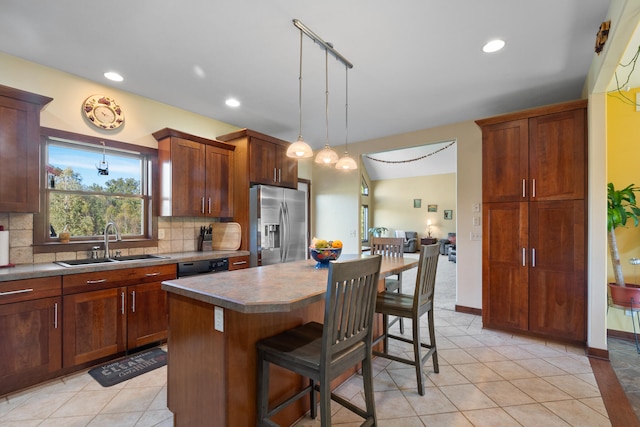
(332, 240, 343, 249)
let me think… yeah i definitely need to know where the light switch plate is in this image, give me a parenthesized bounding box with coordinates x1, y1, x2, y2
(472, 203, 480, 213)
(214, 306, 224, 332)
(473, 216, 481, 227)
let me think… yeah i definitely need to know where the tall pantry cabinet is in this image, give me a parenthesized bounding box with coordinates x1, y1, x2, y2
(476, 99, 587, 342)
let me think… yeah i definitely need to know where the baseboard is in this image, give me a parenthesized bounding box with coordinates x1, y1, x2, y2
(607, 329, 637, 342)
(586, 346, 609, 360)
(455, 305, 481, 316)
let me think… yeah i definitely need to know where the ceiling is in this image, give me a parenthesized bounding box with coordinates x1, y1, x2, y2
(0, 1, 611, 180)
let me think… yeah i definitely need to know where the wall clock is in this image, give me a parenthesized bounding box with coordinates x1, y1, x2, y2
(82, 94, 125, 130)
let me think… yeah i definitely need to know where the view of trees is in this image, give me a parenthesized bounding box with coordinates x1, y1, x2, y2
(49, 166, 142, 238)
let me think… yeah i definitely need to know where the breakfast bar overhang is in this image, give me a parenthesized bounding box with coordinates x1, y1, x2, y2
(161, 255, 418, 426)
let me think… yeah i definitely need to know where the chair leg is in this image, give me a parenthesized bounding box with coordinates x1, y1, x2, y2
(361, 352, 377, 424)
(397, 275, 404, 334)
(382, 314, 390, 353)
(428, 309, 439, 373)
(412, 314, 425, 396)
(310, 379, 317, 419)
(256, 350, 269, 426)
(319, 376, 331, 427)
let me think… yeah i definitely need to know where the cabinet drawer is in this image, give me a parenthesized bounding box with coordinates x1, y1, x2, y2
(63, 264, 177, 294)
(228, 255, 250, 270)
(0, 276, 61, 305)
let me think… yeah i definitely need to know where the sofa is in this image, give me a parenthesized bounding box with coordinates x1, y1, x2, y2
(438, 232, 456, 256)
(394, 230, 418, 253)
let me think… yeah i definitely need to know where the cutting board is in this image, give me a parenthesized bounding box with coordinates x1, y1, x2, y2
(211, 222, 242, 250)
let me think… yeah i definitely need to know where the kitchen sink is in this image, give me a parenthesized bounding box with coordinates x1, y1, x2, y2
(112, 254, 168, 262)
(55, 258, 117, 267)
(55, 254, 167, 267)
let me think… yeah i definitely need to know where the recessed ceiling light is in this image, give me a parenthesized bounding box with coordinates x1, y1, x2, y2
(104, 71, 124, 82)
(482, 39, 505, 53)
(225, 98, 240, 107)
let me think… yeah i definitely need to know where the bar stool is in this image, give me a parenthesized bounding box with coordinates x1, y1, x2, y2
(373, 244, 439, 395)
(371, 236, 405, 333)
(256, 255, 382, 426)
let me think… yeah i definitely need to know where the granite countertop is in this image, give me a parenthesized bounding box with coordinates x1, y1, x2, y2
(161, 255, 419, 314)
(0, 250, 250, 282)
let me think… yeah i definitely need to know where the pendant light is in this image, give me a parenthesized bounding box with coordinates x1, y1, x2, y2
(335, 63, 357, 170)
(315, 47, 339, 165)
(286, 29, 313, 159)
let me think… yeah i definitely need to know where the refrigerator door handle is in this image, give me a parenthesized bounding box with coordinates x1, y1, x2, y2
(281, 201, 291, 262)
(279, 201, 286, 262)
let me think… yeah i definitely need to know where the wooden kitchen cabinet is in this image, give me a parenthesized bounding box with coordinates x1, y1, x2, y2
(154, 128, 235, 217)
(0, 277, 62, 395)
(248, 137, 298, 188)
(62, 264, 176, 368)
(0, 85, 52, 212)
(477, 99, 587, 342)
(228, 255, 250, 270)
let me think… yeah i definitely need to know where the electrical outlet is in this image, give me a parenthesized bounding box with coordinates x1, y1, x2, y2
(158, 229, 165, 239)
(214, 306, 224, 332)
(470, 232, 482, 241)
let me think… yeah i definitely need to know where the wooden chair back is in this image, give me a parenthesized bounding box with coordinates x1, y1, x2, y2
(322, 255, 382, 366)
(414, 244, 440, 313)
(371, 237, 404, 258)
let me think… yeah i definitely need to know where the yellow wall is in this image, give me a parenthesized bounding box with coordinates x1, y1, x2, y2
(606, 87, 640, 332)
(371, 173, 456, 240)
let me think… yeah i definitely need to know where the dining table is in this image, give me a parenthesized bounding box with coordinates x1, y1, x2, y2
(161, 254, 418, 427)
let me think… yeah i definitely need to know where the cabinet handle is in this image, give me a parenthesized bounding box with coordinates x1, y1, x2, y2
(532, 248, 536, 268)
(278, 168, 281, 183)
(86, 279, 106, 284)
(522, 248, 526, 267)
(131, 290, 136, 313)
(532, 179, 536, 198)
(232, 260, 247, 266)
(273, 168, 277, 183)
(145, 272, 160, 277)
(0, 288, 33, 296)
(54, 302, 58, 329)
(522, 179, 526, 198)
(208, 197, 212, 214)
(201, 197, 205, 214)
(121, 291, 125, 315)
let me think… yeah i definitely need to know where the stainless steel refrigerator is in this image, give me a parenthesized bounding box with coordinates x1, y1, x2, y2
(249, 185, 308, 267)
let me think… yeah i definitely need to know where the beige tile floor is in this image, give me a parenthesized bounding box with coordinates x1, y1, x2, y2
(0, 307, 613, 427)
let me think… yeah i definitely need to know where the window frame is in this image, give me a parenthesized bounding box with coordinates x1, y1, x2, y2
(361, 204, 369, 244)
(33, 128, 158, 254)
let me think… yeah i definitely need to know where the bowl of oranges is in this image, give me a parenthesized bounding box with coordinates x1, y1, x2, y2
(309, 238, 343, 268)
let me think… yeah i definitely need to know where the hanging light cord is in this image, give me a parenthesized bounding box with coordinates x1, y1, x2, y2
(364, 141, 456, 164)
(298, 30, 304, 140)
(325, 47, 330, 146)
(344, 63, 349, 153)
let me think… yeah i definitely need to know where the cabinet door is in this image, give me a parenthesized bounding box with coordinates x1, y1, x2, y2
(170, 138, 206, 216)
(63, 287, 126, 368)
(482, 202, 529, 331)
(0, 297, 61, 395)
(529, 108, 585, 201)
(249, 138, 277, 185)
(481, 119, 529, 203)
(127, 282, 168, 349)
(276, 144, 298, 188)
(205, 145, 234, 217)
(529, 200, 586, 340)
(0, 96, 41, 212)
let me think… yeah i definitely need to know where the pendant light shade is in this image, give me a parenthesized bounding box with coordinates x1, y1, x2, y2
(287, 29, 313, 159)
(315, 145, 339, 164)
(335, 62, 357, 170)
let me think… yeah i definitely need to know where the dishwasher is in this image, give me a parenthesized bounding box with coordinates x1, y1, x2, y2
(177, 258, 229, 277)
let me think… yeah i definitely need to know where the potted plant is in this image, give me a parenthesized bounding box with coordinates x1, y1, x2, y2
(368, 226, 388, 238)
(607, 182, 640, 288)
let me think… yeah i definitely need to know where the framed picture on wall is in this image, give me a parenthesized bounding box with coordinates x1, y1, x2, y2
(427, 204, 437, 212)
(444, 209, 453, 220)
(413, 199, 422, 208)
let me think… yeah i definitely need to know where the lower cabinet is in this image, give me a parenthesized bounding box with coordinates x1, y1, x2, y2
(228, 255, 250, 270)
(0, 277, 62, 396)
(62, 264, 176, 368)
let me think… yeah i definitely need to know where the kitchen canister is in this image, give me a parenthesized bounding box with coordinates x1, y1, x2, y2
(0, 225, 9, 267)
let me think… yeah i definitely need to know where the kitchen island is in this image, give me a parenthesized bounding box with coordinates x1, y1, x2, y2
(161, 255, 418, 426)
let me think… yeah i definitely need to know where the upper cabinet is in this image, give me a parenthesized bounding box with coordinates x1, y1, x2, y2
(0, 85, 52, 213)
(153, 128, 235, 218)
(478, 100, 586, 204)
(218, 129, 298, 189)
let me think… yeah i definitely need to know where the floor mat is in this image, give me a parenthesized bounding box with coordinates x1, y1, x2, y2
(88, 348, 167, 387)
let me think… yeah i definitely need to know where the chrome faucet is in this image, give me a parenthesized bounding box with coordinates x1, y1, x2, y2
(104, 222, 121, 258)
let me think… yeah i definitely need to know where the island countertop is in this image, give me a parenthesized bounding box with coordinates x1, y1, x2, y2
(161, 255, 418, 314)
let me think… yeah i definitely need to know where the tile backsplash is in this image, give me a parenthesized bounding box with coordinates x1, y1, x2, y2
(0, 212, 216, 265)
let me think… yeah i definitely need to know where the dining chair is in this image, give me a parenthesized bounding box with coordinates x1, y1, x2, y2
(256, 255, 382, 426)
(373, 244, 439, 395)
(370, 236, 405, 333)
